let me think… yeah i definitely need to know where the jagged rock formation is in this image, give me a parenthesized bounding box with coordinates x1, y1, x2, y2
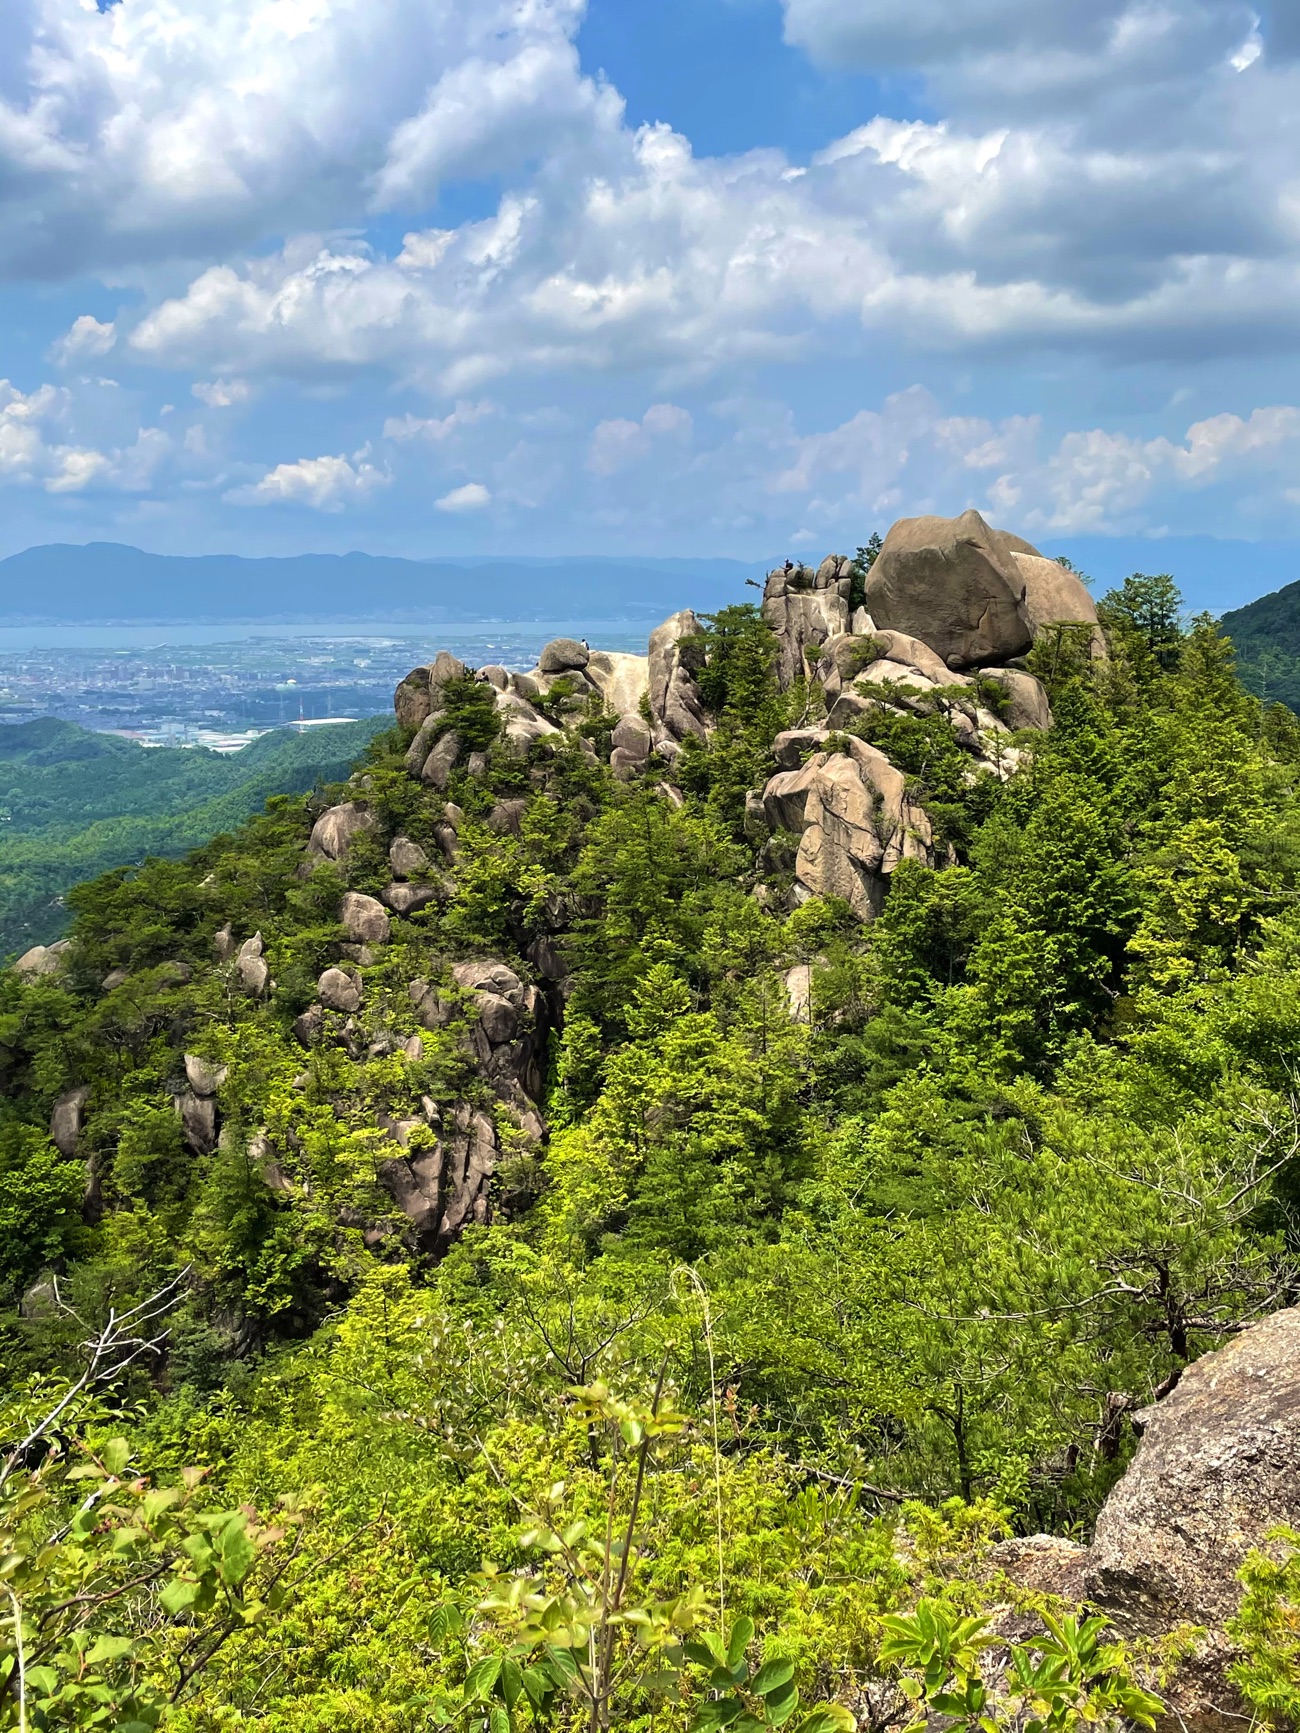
(6, 511, 1091, 1268)
(762, 555, 852, 686)
(993, 1307, 1300, 1731)
(756, 738, 939, 921)
(647, 610, 709, 759)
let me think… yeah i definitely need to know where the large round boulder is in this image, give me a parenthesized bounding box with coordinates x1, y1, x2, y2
(865, 510, 1033, 669)
(318, 966, 363, 1013)
(340, 891, 390, 946)
(538, 637, 590, 675)
(307, 802, 375, 862)
(1009, 551, 1105, 655)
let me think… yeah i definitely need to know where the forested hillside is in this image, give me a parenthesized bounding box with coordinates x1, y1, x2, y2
(1221, 578, 1300, 710)
(1, 514, 1298, 1733)
(0, 716, 386, 954)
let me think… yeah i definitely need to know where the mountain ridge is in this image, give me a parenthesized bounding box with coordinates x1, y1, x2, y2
(0, 542, 765, 623)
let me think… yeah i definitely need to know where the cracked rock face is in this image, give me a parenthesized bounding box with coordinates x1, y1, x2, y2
(377, 959, 548, 1250)
(760, 739, 937, 921)
(647, 609, 710, 757)
(377, 1105, 500, 1254)
(762, 556, 852, 688)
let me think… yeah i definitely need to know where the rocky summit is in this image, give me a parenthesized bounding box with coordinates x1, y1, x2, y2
(4, 511, 1298, 1733)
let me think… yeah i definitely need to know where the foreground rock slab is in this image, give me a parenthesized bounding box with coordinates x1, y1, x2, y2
(995, 1306, 1300, 1733)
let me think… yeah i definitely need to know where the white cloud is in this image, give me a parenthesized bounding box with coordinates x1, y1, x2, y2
(192, 378, 251, 407)
(434, 480, 491, 512)
(588, 402, 692, 475)
(227, 449, 390, 510)
(0, 0, 602, 278)
(50, 316, 116, 366)
(729, 391, 1300, 538)
(781, 0, 1254, 99)
(383, 399, 494, 441)
(373, 40, 621, 208)
(1033, 407, 1300, 530)
(0, 378, 167, 494)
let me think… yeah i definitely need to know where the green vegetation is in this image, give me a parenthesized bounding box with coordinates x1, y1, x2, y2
(1221, 575, 1300, 710)
(0, 585, 1297, 1728)
(0, 717, 386, 954)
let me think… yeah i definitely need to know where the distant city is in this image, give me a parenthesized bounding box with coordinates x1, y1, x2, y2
(0, 624, 649, 748)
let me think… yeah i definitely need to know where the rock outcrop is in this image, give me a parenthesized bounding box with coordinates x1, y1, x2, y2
(393, 651, 468, 732)
(995, 1308, 1300, 1731)
(50, 1085, 90, 1157)
(184, 1055, 227, 1098)
(318, 966, 363, 1013)
(586, 650, 650, 718)
(376, 1104, 501, 1254)
(1087, 1308, 1300, 1634)
(762, 556, 852, 688)
(340, 891, 390, 946)
(372, 957, 548, 1247)
(759, 739, 938, 921)
(307, 802, 375, 864)
(647, 610, 710, 759)
(449, 959, 547, 1136)
(865, 510, 1034, 669)
(978, 666, 1053, 731)
(13, 940, 70, 979)
(1009, 550, 1106, 656)
(236, 933, 269, 997)
(335, 508, 1093, 1255)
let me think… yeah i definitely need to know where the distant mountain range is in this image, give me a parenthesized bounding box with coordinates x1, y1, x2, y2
(2, 533, 1298, 625)
(0, 543, 766, 624)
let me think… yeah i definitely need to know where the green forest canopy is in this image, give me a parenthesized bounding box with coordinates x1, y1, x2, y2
(0, 715, 386, 955)
(0, 581, 1299, 1729)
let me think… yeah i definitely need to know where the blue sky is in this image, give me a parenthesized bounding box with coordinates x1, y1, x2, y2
(3, 0, 1300, 577)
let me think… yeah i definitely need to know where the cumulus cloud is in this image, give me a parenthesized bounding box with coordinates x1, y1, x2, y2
(0, 0, 606, 278)
(9, 0, 1300, 400)
(434, 480, 491, 512)
(9, 0, 1300, 545)
(50, 316, 116, 367)
(781, 0, 1257, 104)
(767, 392, 1300, 535)
(0, 378, 167, 493)
(383, 400, 495, 441)
(115, 44, 1300, 399)
(588, 403, 692, 475)
(192, 378, 251, 408)
(228, 449, 390, 510)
